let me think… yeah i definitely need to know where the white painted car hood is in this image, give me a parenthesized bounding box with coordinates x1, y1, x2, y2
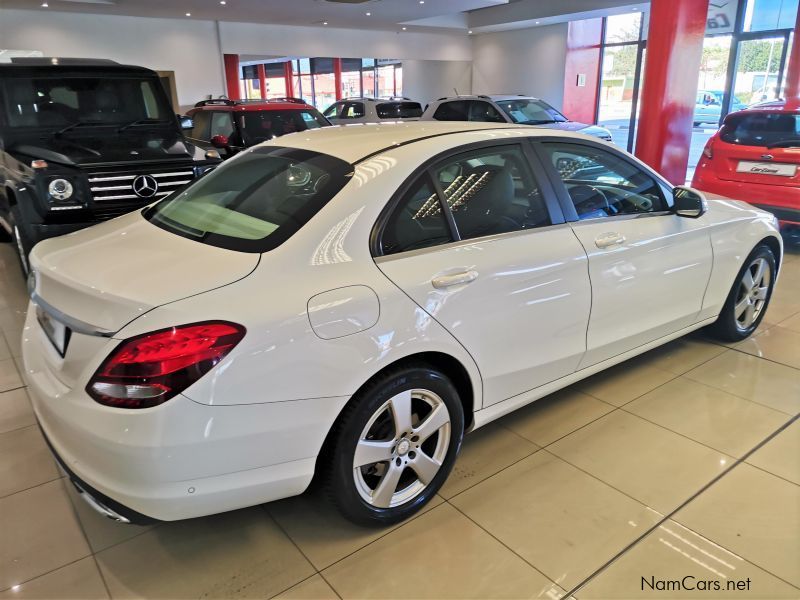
(29, 211, 260, 334)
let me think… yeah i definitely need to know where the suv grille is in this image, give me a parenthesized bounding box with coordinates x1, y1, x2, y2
(87, 165, 194, 203)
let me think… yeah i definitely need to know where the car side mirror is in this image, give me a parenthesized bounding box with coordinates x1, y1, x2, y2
(178, 115, 194, 130)
(673, 186, 707, 218)
(210, 134, 229, 149)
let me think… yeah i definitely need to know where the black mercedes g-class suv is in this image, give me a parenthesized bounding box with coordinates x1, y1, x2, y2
(0, 58, 220, 272)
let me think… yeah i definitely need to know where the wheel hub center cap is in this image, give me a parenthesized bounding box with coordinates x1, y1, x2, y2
(397, 439, 411, 456)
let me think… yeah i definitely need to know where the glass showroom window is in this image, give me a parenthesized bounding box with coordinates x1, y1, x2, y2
(311, 58, 337, 111)
(341, 58, 362, 98)
(362, 59, 376, 98)
(377, 62, 397, 97)
(264, 62, 287, 100)
(292, 59, 313, 105)
(744, 0, 799, 31)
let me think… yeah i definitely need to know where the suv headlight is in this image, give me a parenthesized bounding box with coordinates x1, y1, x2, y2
(48, 178, 74, 201)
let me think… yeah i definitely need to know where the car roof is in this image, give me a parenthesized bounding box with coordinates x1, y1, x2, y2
(338, 97, 419, 104)
(734, 99, 800, 114)
(271, 121, 580, 163)
(431, 95, 541, 103)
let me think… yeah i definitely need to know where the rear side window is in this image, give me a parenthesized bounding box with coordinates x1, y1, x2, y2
(720, 112, 800, 147)
(542, 143, 666, 219)
(433, 101, 468, 121)
(146, 147, 354, 252)
(190, 111, 211, 140)
(381, 178, 452, 255)
(376, 102, 423, 119)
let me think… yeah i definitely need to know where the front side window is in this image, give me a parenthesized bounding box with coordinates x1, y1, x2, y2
(542, 143, 666, 219)
(468, 101, 506, 123)
(381, 178, 452, 255)
(210, 112, 234, 139)
(236, 109, 326, 144)
(2, 76, 172, 129)
(376, 102, 423, 119)
(720, 112, 800, 147)
(494, 99, 569, 125)
(147, 147, 353, 252)
(433, 145, 550, 239)
(323, 103, 341, 118)
(339, 102, 365, 119)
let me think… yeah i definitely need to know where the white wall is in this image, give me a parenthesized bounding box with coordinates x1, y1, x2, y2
(219, 22, 472, 62)
(401, 60, 473, 104)
(0, 9, 226, 111)
(471, 23, 569, 109)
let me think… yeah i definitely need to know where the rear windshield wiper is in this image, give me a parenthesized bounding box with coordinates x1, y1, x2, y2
(766, 139, 800, 149)
(117, 118, 164, 133)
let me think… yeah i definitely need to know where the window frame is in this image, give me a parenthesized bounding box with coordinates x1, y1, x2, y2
(529, 137, 676, 222)
(371, 138, 567, 258)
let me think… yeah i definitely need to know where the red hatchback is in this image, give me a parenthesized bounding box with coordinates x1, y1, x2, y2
(692, 100, 800, 229)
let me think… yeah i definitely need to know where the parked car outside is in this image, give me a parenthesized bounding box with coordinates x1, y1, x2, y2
(24, 122, 781, 527)
(323, 97, 423, 124)
(186, 98, 330, 158)
(421, 95, 613, 141)
(0, 58, 220, 274)
(694, 90, 748, 126)
(693, 99, 800, 230)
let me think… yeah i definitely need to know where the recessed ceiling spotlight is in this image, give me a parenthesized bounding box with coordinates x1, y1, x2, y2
(220, 0, 226, 4)
(402, 26, 407, 30)
(535, 20, 540, 24)
(41, 1, 48, 6)
(419, 1, 425, 4)
(468, 30, 473, 34)
(323, 21, 328, 25)
(365, 11, 371, 15)
(185, 12, 191, 16)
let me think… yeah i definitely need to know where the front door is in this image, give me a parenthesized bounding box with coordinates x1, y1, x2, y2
(374, 142, 591, 406)
(538, 140, 713, 367)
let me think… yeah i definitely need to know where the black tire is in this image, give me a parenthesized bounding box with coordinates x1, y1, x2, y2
(323, 365, 464, 526)
(707, 243, 776, 343)
(10, 207, 32, 277)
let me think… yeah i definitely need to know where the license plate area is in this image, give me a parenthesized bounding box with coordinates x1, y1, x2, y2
(36, 305, 71, 357)
(736, 161, 797, 177)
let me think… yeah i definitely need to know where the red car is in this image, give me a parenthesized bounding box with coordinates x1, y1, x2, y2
(186, 98, 330, 158)
(693, 100, 800, 230)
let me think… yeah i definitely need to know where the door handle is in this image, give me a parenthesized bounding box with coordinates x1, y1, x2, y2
(431, 270, 479, 289)
(594, 232, 626, 249)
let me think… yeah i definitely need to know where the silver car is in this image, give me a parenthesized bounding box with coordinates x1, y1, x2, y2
(421, 95, 613, 142)
(323, 97, 423, 125)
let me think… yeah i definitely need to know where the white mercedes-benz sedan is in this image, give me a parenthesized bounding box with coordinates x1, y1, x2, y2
(22, 122, 782, 526)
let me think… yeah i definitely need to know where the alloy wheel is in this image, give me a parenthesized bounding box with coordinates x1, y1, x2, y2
(734, 257, 771, 331)
(353, 388, 451, 508)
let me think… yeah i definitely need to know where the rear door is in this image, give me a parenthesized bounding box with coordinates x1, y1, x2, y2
(374, 141, 591, 406)
(537, 139, 712, 367)
(713, 111, 800, 188)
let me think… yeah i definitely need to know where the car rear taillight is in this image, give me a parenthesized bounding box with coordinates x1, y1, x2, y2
(703, 139, 714, 159)
(87, 321, 245, 409)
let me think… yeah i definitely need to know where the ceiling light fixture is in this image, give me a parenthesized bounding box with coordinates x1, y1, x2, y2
(220, 0, 226, 4)
(419, 0, 425, 3)
(41, 1, 48, 6)
(323, 21, 328, 25)
(468, 30, 473, 34)
(365, 11, 371, 15)
(402, 26, 407, 30)
(185, 12, 191, 16)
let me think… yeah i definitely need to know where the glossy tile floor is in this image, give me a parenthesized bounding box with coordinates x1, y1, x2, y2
(1, 238, 799, 600)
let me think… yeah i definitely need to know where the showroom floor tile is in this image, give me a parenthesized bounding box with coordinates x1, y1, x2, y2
(0, 241, 797, 599)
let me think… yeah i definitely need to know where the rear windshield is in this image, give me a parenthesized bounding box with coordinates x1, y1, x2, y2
(2, 76, 172, 130)
(237, 109, 327, 144)
(720, 112, 800, 148)
(376, 102, 423, 119)
(146, 147, 353, 252)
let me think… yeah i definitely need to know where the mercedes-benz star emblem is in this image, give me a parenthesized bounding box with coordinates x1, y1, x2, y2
(132, 175, 159, 198)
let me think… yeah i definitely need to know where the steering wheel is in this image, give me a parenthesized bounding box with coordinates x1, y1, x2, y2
(568, 184, 613, 217)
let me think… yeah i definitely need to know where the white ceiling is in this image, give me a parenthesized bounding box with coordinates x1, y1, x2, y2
(2, 0, 508, 31)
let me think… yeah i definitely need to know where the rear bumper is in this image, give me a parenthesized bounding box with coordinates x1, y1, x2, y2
(22, 308, 349, 521)
(692, 171, 800, 226)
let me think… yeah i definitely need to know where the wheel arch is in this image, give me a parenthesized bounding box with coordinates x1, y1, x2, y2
(759, 234, 782, 272)
(313, 350, 476, 479)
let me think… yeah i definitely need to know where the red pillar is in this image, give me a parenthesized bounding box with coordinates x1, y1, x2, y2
(333, 58, 343, 101)
(284, 61, 294, 98)
(784, 9, 800, 103)
(223, 54, 241, 100)
(634, 0, 709, 184)
(257, 63, 267, 100)
(562, 18, 603, 124)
